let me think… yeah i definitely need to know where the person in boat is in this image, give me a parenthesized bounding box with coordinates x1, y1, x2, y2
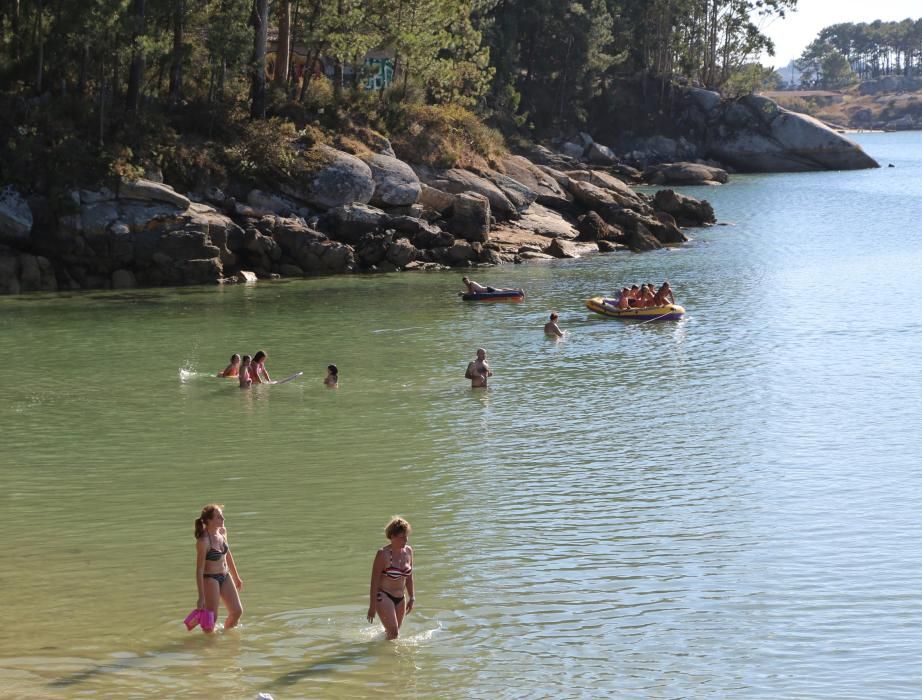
(218, 354, 240, 378)
(465, 348, 493, 388)
(324, 364, 339, 387)
(626, 284, 641, 307)
(367, 516, 415, 640)
(653, 282, 674, 306)
(617, 288, 631, 310)
(544, 312, 564, 338)
(249, 350, 271, 384)
(194, 504, 243, 633)
(238, 355, 253, 388)
(461, 277, 517, 295)
(637, 284, 656, 308)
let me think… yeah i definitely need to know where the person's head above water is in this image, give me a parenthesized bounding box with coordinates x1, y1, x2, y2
(476, 348, 486, 360)
(549, 312, 558, 321)
(253, 350, 267, 363)
(229, 353, 240, 364)
(327, 364, 338, 376)
(385, 516, 412, 540)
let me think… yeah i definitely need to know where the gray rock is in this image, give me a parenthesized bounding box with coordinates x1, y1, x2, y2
(386, 237, 419, 268)
(0, 187, 33, 242)
(246, 189, 300, 216)
(518, 250, 556, 260)
(643, 162, 728, 185)
(80, 187, 117, 204)
(364, 154, 421, 207)
(420, 167, 516, 220)
(112, 269, 137, 289)
(500, 155, 572, 211)
(448, 193, 490, 242)
(281, 146, 376, 209)
(560, 142, 585, 159)
(236, 270, 258, 283)
(511, 204, 578, 239)
(81, 202, 120, 238)
(587, 142, 618, 165)
(178, 258, 223, 285)
(119, 178, 191, 209)
(544, 238, 580, 258)
(417, 184, 456, 214)
(652, 189, 715, 227)
(485, 171, 538, 213)
(326, 203, 388, 244)
(0, 252, 21, 294)
(687, 87, 722, 114)
(624, 223, 662, 252)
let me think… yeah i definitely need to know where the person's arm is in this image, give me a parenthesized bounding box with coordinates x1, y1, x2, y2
(405, 547, 415, 614)
(224, 531, 243, 590)
(551, 323, 563, 338)
(484, 362, 493, 377)
(195, 539, 207, 609)
(368, 550, 384, 622)
(260, 365, 272, 383)
(465, 362, 474, 380)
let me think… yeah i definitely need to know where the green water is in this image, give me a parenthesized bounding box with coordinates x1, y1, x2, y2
(2, 132, 922, 698)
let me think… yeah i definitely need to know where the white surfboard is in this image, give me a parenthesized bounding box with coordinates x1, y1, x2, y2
(272, 371, 303, 385)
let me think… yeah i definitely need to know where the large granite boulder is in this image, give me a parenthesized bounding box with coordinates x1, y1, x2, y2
(119, 178, 191, 209)
(448, 193, 490, 242)
(643, 162, 729, 186)
(0, 187, 33, 243)
(510, 204, 578, 239)
(386, 237, 419, 267)
(703, 94, 879, 172)
(418, 167, 517, 220)
(280, 146, 376, 209)
(652, 189, 715, 227)
(485, 171, 538, 214)
(363, 154, 421, 207)
(500, 155, 572, 211)
(326, 203, 387, 243)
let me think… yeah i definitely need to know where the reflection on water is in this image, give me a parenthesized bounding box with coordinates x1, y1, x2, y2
(1, 133, 922, 697)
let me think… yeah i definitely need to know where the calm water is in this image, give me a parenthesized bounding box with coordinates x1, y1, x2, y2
(1, 132, 921, 699)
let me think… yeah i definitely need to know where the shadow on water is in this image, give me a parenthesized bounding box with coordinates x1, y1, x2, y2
(271, 643, 377, 687)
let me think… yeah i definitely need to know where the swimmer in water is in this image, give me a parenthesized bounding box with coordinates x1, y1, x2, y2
(239, 355, 253, 388)
(249, 350, 271, 384)
(324, 364, 339, 387)
(544, 312, 564, 338)
(218, 354, 240, 378)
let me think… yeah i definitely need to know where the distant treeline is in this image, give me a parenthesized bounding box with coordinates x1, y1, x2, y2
(0, 1, 799, 129)
(797, 18, 922, 87)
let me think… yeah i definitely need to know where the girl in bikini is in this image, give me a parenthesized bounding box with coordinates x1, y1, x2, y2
(218, 354, 240, 378)
(367, 516, 415, 640)
(194, 504, 244, 632)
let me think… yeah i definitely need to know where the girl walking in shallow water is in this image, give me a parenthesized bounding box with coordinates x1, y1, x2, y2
(194, 504, 244, 632)
(367, 516, 415, 640)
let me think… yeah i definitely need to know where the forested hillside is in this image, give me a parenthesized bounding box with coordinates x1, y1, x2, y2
(0, 0, 795, 191)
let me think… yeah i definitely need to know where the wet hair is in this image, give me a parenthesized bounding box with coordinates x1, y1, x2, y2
(230, 353, 240, 363)
(194, 504, 224, 539)
(241, 354, 251, 364)
(253, 350, 267, 363)
(385, 516, 411, 539)
(630, 284, 640, 290)
(549, 313, 558, 320)
(327, 364, 338, 376)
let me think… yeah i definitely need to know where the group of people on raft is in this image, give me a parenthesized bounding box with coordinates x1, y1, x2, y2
(612, 282, 674, 310)
(218, 350, 339, 388)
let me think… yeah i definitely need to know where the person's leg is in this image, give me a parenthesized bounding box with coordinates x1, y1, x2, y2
(393, 596, 407, 632)
(202, 577, 221, 633)
(375, 592, 401, 640)
(220, 577, 243, 629)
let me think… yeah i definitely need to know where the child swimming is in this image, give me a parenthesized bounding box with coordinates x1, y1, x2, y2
(218, 354, 241, 378)
(324, 364, 339, 387)
(239, 355, 252, 388)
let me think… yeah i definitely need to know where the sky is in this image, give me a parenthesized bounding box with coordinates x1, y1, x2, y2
(760, 0, 921, 66)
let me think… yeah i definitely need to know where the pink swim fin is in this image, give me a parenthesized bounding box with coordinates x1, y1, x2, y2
(200, 610, 216, 632)
(183, 609, 202, 630)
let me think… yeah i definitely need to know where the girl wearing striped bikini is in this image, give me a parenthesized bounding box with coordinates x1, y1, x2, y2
(367, 516, 415, 640)
(194, 504, 244, 632)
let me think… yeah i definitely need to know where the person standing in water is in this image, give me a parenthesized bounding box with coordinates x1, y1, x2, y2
(218, 354, 240, 378)
(249, 350, 271, 384)
(367, 516, 415, 640)
(239, 356, 253, 388)
(465, 348, 492, 388)
(544, 312, 564, 338)
(194, 504, 243, 632)
(324, 364, 339, 387)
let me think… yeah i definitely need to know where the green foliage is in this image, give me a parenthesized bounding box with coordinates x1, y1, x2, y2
(723, 63, 782, 98)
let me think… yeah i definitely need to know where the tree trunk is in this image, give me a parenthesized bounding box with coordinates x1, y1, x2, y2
(274, 1, 291, 87)
(34, 0, 43, 94)
(249, 0, 269, 119)
(126, 0, 147, 111)
(168, 0, 186, 104)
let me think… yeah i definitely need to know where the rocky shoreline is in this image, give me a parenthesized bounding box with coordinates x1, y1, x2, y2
(0, 90, 879, 295)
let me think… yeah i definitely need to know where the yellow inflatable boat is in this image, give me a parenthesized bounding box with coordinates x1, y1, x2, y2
(586, 296, 685, 320)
